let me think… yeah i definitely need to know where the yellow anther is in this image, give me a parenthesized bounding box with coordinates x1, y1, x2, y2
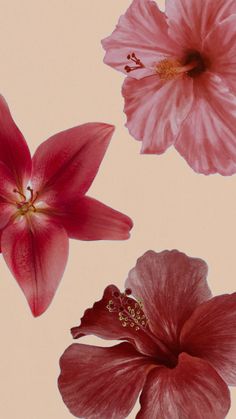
(156, 59, 181, 80)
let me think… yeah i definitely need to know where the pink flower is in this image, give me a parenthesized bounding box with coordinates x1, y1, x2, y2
(58, 250, 236, 418)
(0, 96, 132, 317)
(102, 0, 236, 175)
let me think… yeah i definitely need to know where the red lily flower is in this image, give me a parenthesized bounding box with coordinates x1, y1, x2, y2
(0, 96, 132, 317)
(58, 250, 236, 418)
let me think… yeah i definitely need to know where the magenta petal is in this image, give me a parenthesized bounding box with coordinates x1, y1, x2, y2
(102, 0, 177, 79)
(0, 201, 15, 230)
(175, 73, 236, 175)
(58, 342, 152, 419)
(166, 0, 236, 48)
(137, 353, 230, 419)
(122, 76, 193, 154)
(1, 215, 69, 316)
(31, 123, 115, 203)
(181, 293, 236, 386)
(0, 161, 18, 228)
(55, 196, 133, 240)
(0, 96, 31, 189)
(126, 250, 211, 350)
(71, 285, 161, 358)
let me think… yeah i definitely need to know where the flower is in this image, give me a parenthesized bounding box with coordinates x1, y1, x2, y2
(58, 250, 236, 418)
(102, 0, 236, 175)
(0, 96, 132, 317)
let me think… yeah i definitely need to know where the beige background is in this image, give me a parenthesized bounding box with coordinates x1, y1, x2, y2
(0, 0, 236, 418)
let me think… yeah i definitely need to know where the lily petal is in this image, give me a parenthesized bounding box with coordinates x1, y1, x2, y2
(166, 0, 236, 48)
(31, 123, 115, 203)
(0, 96, 31, 189)
(102, 0, 178, 79)
(180, 293, 236, 386)
(1, 214, 69, 317)
(137, 353, 230, 419)
(0, 161, 18, 228)
(58, 342, 153, 419)
(122, 76, 193, 154)
(175, 73, 236, 175)
(125, 250, 211, 350)
(55, 196, 133, 240)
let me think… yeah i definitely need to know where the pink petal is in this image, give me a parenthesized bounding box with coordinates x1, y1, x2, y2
(175, 73, 236, 175)
(0, 96, 31, 189)
(102, 0, 177, 79)
(166, 0, 236, 48)
(31, 123, 115, 204)
(1, 214, 69, 317)
(180, 293, 236, 386)
(71, 285, 162, 358)
(137, 353, 230, 419)
(54, 196, 133, 240)
(125, 250, 211, 351)
(203, 15, 236, 94)
(122, 76, 193, 154)
(58, 342, 153, 419)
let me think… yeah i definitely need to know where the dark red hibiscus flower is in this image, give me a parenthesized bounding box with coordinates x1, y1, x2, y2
(0, 96, 132, 317)
(58, 250, 236, 418)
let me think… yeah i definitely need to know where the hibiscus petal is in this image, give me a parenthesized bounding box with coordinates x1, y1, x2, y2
(31, 123, 114, 203)
(203, 15, 236, 94)
(122, 76, 193, 154)
(1, 214, 69, 317)
(102, 0, 178, 79)
(71, 285, 163, 358)
(0, 96, 31, 189)
(125, 250, 211, 350)
(180, 293, 236, 386)
(166, 0, 236, 48)
(175, 73, 236, 175)
(137, 353, 230, 419)
(58, 342, 153, 419)
(54, 196, 133, 240)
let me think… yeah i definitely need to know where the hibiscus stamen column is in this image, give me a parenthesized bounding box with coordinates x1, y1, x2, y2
(107, 288, 177, 365)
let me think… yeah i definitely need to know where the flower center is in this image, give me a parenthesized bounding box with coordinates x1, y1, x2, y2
(106, 288, 181, 368)
(124, 50, 208, 80)
(106, 288, 148, 331)
(13, 186, 39, 215)
(156, 50, 207, 81)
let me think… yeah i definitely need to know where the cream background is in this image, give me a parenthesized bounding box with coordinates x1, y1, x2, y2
(0, 0, 236, 418)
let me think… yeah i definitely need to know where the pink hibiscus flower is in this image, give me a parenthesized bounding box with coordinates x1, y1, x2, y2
(102, 0, 236, 175)
(58, 250, 236, 418)
(0, 96, 132, 317)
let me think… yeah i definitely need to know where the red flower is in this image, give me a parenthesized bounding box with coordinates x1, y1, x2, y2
(58, 250, 236, 418)
(102, 0, 236, 175)
(0, 96, 132, 317)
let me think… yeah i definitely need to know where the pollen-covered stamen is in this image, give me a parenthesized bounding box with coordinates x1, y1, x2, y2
(156, 58, 196, 81)
(106, 288, 148, 331)
(124, 52, 144, 73)
(156, 51, 208, 81)
(13, 186, 39, 214)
